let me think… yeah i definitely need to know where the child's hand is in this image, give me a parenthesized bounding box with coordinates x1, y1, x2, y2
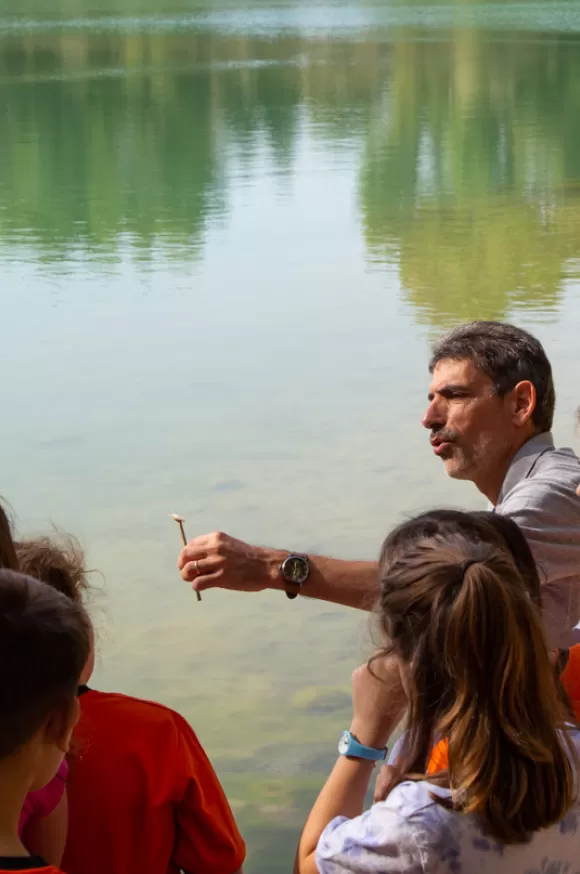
(349, 654, 407, 750)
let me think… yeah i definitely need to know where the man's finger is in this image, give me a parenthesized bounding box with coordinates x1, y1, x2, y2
(177, 537, 220, 570)
(177, 532, 232, 569)
(180, 555, 222, 582)
(177, 550, 198, 572)
(191, 570, 227, 593)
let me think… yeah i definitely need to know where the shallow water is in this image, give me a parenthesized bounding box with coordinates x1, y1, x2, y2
(1, 0, 580, 869)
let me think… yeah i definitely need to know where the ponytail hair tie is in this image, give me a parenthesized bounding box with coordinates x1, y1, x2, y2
(460, 559, 478, 577)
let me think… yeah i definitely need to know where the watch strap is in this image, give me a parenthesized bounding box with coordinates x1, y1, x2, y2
(339, 730, 388, 762)
(281, 553, 309, 600)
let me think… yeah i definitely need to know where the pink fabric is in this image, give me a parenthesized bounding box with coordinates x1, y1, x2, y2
(19, 760, 68, 836)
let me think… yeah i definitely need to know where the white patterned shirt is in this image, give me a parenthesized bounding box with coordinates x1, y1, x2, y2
(316, 729, 580, 874)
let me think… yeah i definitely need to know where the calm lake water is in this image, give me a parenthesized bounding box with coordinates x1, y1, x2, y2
(1, 0, 580, 869)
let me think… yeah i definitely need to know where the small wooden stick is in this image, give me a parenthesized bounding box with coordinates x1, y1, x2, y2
(170, 513, 188, 547)
(170, 514, 202, 602)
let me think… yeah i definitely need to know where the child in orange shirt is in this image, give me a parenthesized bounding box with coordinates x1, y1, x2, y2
(0, 567, 90, 874)
(16, 536, 245, 874)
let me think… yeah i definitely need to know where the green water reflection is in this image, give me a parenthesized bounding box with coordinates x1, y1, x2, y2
(1, 4, 580, 871)
(362, 32, 580, 324)
(2, 20, 580, 324)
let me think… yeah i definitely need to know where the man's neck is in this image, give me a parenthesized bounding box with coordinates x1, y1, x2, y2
(473, 432, 535, 505)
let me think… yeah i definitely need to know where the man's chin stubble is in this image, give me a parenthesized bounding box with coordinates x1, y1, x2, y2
(442, 457, 471, 480)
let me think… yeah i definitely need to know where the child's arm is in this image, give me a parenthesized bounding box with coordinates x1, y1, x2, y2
(21, 791, 68, 866)
(171, 714, 245, 874)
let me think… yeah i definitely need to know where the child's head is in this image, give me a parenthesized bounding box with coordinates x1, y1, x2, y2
(16, 536, 88, 605)
(380, 508, 541, 606)
(15, 536, 95, 685)
(0, 569, 90, 791)
(377, 512, 574, 844)
(0, 499, 19, 571)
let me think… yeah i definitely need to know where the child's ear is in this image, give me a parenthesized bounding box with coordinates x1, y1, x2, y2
(45, 698, 80, 753)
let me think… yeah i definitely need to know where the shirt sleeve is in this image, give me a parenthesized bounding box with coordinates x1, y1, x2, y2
(171, 715, 245, 874)
(498, 479, 580, 648)
(388, 736, 406, 766)
(316, 807, 425, 874)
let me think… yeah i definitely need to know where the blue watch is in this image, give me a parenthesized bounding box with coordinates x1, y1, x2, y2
(338, 730, 388, 762)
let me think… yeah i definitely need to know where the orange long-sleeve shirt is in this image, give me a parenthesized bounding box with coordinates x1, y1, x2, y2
(62, 688, 245, 874)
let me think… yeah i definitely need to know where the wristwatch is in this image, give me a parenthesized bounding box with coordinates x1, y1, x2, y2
(338, 730, 388, 762)
(281, 554, 309, 600)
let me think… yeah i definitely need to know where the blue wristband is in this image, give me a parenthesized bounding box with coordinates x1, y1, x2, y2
(338, 730, 388, 762)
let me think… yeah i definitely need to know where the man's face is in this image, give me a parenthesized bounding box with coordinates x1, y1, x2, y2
(422, 358, 514, 481)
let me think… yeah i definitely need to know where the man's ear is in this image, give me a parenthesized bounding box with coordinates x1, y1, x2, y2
(510, 380, 536, 427)
(45, 697, 80, 754)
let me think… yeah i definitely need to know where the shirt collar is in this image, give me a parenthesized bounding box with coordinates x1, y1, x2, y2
(497, 431, 555, 504)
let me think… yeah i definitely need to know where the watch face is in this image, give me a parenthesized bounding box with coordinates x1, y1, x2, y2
(338, 731, 350, 755)
(282, 555, 309, 585)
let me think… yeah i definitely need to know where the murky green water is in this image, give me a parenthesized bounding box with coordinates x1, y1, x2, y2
(1, 1, 580, 869)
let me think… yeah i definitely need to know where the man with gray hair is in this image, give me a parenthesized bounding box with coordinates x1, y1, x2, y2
(179, 321, 580, 649)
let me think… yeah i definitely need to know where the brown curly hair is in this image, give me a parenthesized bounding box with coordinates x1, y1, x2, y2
(15, 535, 89, 605)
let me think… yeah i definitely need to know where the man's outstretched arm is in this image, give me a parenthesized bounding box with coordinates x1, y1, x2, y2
(178, 532, 379, 611)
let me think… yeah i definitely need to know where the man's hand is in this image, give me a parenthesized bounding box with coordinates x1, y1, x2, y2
(177, 532, 286, 596)
(350, 654, 408, 750)
(177, 534, 379, 608)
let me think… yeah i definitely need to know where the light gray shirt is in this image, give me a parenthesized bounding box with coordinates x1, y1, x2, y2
(495, 431, 580, 649)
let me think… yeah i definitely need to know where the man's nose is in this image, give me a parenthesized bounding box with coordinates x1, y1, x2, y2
(422, 399, 445, 430)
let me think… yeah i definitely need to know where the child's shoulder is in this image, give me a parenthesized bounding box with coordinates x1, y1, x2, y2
(81, 688, 194, 734)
